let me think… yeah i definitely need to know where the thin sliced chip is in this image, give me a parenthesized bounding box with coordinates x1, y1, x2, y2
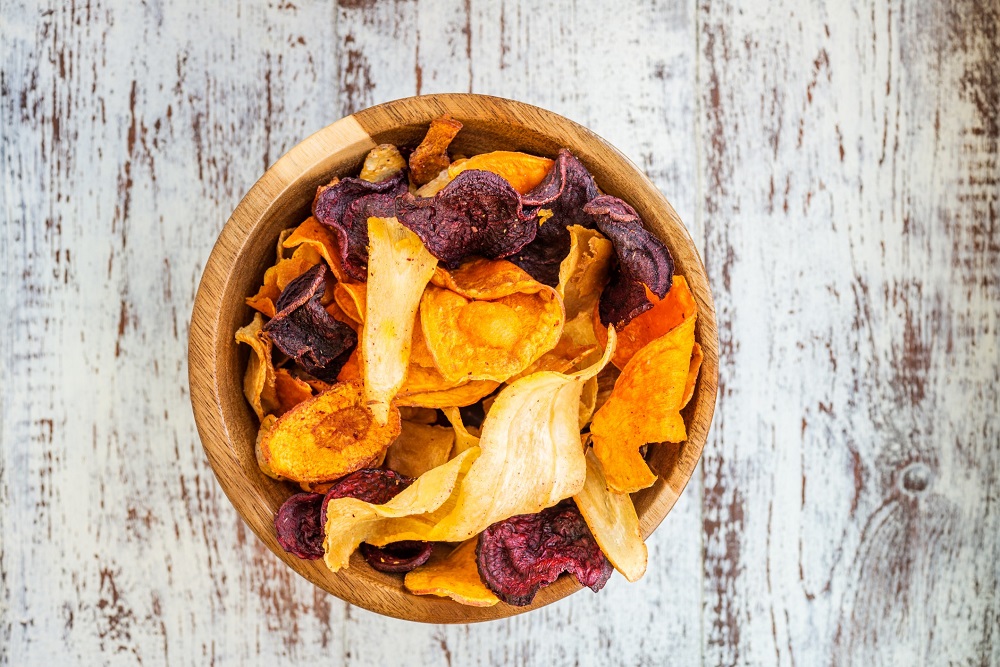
(507, 337, 597, 383)
(398, 407, 438, 425)
(442, 407, 480, 456)
(404, 540, 499, 607)
(385, 421, 455, 478)
(594, 275, 698, 369)
(336, 347, 361, 383)
(395, 380, 500, 409)
(409, 114, 463, 186)
(274, 367, 314, 415)
(235, 312, 278, 419)
(414, 167, 453, 198)
(430, 257, 541, 300)
(260, 381, 401, 485)
(591, 316, 696, 493)
(573, 449, 647, 582)
(446, 151, 554, 194)
(246, 244, 323, 318)
(282, 217, 348, 282)
(682, 342, 703, 408)
(579, 375, 598, 429)
(363, 216, 438, 424)
(557, 226, 614, 323)
(359, 143, 406, 183)
(255, 415, 282, 480)
(333, 282, 366, 326)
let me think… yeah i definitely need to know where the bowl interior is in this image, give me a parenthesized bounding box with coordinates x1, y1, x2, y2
(188, 94, 717, 623)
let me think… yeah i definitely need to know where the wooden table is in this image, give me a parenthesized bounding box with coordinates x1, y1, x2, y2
(2, 1, 996, 664)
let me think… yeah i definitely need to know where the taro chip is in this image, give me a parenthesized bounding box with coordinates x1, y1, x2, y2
(682, 342, 703, 408)
(446, 151, 554, 194)
(264, 265, 358, 383)
(282, 217, 348, 282)
(234, 312, 278, 419)
(584, 195, 675, 328)
(359, 143, 406, 183)
(259, 381, 401, 485)
(385, 421, 456, 478)
(362, 216, 438, 425)
(246, 244, 324, 318)
(590, 315, 696, 493)
(404, 539, 500, 607)
(396, 170, 538, 265)
(408, 114, 463, 186)
(573, 449, 647, 582)
(274, 492, 325, 560)
(475, 500, 613, 606)
(274, 368, 314, 415)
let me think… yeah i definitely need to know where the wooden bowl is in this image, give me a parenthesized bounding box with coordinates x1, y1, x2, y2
(188, 94, 718, 623)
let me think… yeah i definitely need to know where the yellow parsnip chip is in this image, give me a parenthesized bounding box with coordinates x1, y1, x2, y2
(446, 151, 554, 194)
(385, 421, 455, 478)
(404, 540, 499, 607)
(591, 316, 696, 493)
(235, 313, 278, 419)
(557, 226, 614, 323)
(359, 143, 406, 183)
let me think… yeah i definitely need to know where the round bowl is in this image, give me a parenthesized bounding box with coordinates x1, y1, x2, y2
(188, 94, 718, 623)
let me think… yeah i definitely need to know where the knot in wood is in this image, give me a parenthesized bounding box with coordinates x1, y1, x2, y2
(899, 462, 932, 495)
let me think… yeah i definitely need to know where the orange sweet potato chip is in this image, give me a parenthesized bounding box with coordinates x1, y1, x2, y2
(430, 257, 539, 300)
(395, 378, 499, 409)
(409, 114, 463, 186)
(259, 381, 401, 484)
(446, 151, 554, 194)
(282, 217, 348, 282)
(590, 315, 697, 493)
(246, 244, 324, 318)
(235, 313, 278, 419)
(682, 342, 703, 408)
(274, 367, 314, 415)
(404, 539, 499, 607)
(333, 282, 366, 326)
(385, 421, 455, 478)
(255, 415, 282, 480)
(595, 275, 697, 369)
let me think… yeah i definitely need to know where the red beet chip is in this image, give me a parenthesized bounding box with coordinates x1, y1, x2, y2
(396, 170, 538, 265)
(274, 492, 325, 560)
(476, 500, 613, 606)
(359, 541, 434, 573)
(584, 195, 674, 327)
(264, 264, 358, 382)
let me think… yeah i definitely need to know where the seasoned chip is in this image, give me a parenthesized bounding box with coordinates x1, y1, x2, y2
(274, 367, 314, 415)
(359, 143, 406, 183)
(682, 342, 703, 408)
(446, 151, 554, 194)
(590, 316, 696, 493)
(396, 170, 538, 265)
(404, 539, 500, 607)
(234, 312, 278, 419)
(274, 492, 325, 560)
(246, 244, 324, 318)
(573, 449, 647, 582)
(584, 195, 675, 328)
(260, 381, 401, 485)
(476, 500, 613, 606)
(362, 216, 439, 424)
(264, 265, 358, 383)
(409, 114, 463, 186)
(282, 217, 348, 282)
(385, 421, 455, 478)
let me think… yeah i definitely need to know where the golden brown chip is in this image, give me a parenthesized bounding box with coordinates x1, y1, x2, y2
(409, 114, 463, 186)
(442, 407, 481, 456)
(398, 406, 438, 425)
(333, 282, 366, 326)
(682, 342, 703, 409)
(506, 337, 597, 383)
(235, 313, 278, 419)
(395, 380, 499, 409)
(591, 316, 696, 493)
(246, 244, 323, 318)
(578, 375, 598, 429)
(558, 226, 614, 318)
(431, 257, 541, 300)
(385, 421, 455, 478)
(260, 381, 400, 484)
(255, 415, 282, 480)
(274, 367, 314, 415)
(404, 540, 499, 607)
(282, 217, 348, 282)
(445, 151, 554, 194)
(359, 144, 406, 183)
(414, 167, 454, 198)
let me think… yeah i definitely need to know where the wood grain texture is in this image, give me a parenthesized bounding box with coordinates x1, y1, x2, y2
(2, 0, 997, 664)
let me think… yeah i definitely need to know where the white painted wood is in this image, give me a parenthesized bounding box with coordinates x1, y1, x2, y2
(1, 0, 996, 665)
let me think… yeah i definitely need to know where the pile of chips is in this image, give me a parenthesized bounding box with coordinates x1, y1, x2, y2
(236, 116, 702, 607)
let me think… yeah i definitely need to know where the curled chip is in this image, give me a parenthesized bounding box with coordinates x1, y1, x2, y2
(255, 414, 282, 480)
(359, 144, 406, 183)
(362, 216, 439, 425)
(430, 257, 540, 300)
(591, 315, 696, 493)
(476, 500, 613, 606)
(333, 281, 366, 326)
(558, 226, 614, 323)
(595, 275, 697, 369)
(573, 449, 647, 582)
(395, 380, 500, 409)
(409, 114, 463, 186)
(508, 150, 601, 286)
(264, 265, 358, 383)
(274, 368, 314, 415)
(359, 541, 433, 573)
(443, 407, 481, 456)
(506, 338, 597, 383)
(274, 492, 325, 560)
(446, 151, 554, 194)
(584, 195, 675, 328)
(404, 539, 499, 607)
(396, 170, 538, 265)
(385, 421, 456, 478)
(260, 381, 401, 485)
(235, 313, 278, 419)
(682, 342, 703, 409)
(246, 244, 323, 318)
(282, 217, 348, 282)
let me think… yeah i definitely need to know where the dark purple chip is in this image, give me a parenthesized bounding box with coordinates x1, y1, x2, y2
(584, 195, 674, 327)
(476, 500, 613, 606)
(264, 264, 358, 382)
(359, 541, 434, 573)
(396, 170, 538, 266)
(274, 492, 325, 560)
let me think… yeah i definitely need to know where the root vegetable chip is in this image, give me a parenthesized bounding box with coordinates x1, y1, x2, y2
(584, 195, 675, 328)
(446, 151, 554, 194)
(333, 282, 366, 326)
(395, 380, 500, 409)
(282, 217, 348, 282)
(363, 216, 438, 425)
(404, 539, 499, 607)
(246, 244, 324, 318)
(430, 257, 539, 300)
(558, 226, 614, 323)
(235, 313, 278, 419)
(255, 414, 282, 480)
(476, 500, 613, 606)
(359, 541, 433, 573)
(264, 265, 358, 383)
(578, 376, 598, 429)
(385, 421, 456, 478)
(274, 367, 314, 415)
(260, 381, 401, 485)
(409, 114, 463, 186)
(594, 275, 697, 369)
(359, 144, 406, 183)
(274, 492, 325, 560)
(682, 342, 703, 409)
(591, 315, 696, 493)
(573, 449, 647, 582)
(396, 170, 538, 265)
(443, 407, 481, 456)
(398, 406, 438, 425)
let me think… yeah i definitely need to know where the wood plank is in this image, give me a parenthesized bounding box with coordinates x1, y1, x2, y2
(698, 0, 999, 664)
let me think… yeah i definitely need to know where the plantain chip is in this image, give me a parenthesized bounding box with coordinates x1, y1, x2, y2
(385, 421, 455, 478)
(573, 448, 647, 582)
(235, 312, 278, 419)
(591, 315, 696, 493)
(260, 381, 400, 485)
(404, 539, 499, 607)
(246, 244, 323, 319)
(363, 216, 438, 425)
(445, 151, 554, 194)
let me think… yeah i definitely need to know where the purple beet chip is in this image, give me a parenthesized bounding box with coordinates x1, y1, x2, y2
(584, 195, 674, 327)
(359, 541, 434, 573)
(274, 492, 325, 560)
(476, 500, 613, 606)
(264, 264, 357, 382)
(396, 170, 538, 265)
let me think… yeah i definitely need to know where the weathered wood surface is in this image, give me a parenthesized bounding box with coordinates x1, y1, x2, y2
(0, 0, 996, 664)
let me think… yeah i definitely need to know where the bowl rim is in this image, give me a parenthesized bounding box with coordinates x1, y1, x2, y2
(188, 93, 718, 623)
